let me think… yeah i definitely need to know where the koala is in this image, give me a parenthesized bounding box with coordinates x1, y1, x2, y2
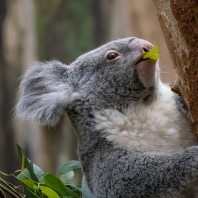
(17, 37, 198, 198)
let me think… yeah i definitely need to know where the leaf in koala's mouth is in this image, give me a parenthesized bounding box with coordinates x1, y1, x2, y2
(142, 42, 159, 61)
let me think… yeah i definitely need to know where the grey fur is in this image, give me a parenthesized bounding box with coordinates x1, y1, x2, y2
(17, 37, 198, 197)
(16, 61, 79, 126)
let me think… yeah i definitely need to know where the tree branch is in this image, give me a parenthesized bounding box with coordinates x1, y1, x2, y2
(0, 187, 6, 198)
(0, 184, 21, 198)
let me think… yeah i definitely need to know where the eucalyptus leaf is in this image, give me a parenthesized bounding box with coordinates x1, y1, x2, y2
(42, 173, 78, 197)
(67, 184, 82, 196)
(37, 185, 61, 198)
(33, 164, 45, 182)
(16, 144, 30, 170)
(60, 171, 74, 184)
(142, 42, 159, 61)
(77, 184, 82, 189)
(58, 161, 81, 177)
(24, 186, 40, 198)
(27, 161, 39, 182)
(17, 168, 35, 189)
(16, 144, 39, 182)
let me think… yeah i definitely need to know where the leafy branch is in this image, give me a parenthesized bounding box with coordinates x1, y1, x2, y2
(0, 144, 82, 198)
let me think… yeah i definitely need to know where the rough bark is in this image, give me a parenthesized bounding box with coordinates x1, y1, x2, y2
(153, 0, 198, 136)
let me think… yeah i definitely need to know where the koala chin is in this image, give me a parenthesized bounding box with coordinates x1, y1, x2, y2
(17, 37, 198, 198)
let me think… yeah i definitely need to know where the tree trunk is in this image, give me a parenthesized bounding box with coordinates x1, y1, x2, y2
(153, 0, 198, 136)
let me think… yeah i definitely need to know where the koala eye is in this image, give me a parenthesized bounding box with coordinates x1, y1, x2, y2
(107, 52, 119, 60)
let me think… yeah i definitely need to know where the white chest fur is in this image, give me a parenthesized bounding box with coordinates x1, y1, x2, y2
(94, 83, 197, 154)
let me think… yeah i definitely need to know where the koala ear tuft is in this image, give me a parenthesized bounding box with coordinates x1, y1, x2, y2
(16, 60, 79, 126)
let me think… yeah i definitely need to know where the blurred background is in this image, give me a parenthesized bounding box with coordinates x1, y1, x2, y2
(0, 0, 176, 184)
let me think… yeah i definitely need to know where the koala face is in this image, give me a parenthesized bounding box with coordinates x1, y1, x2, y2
(69, 37, 159, 107)
(17, 37, 159, 125)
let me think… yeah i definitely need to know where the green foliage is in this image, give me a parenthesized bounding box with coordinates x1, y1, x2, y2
(142, 43, 159, 61)
(0, 145, 83, 198)
(58, 161, 81, 177)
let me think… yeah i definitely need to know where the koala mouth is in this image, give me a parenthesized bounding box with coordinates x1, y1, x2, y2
(134, 57, 157, 88)
(135, 46, 151, 65)
(136, 43, 159, 65)
(136, 57, 149, 65)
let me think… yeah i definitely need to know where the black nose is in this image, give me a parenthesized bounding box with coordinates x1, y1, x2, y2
(129, 38, 154, 53)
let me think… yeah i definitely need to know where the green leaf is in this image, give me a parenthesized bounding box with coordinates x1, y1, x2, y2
(58, 161, 81, 177)
(24, 186, 40, 198)
(16, 144, 39, 182)
(142, 42, 159, 61)
(36, 185, 61, 198)
(76, 184, 82, 189)
(42, 173, 77, 196)
(65, 197, 79, 198)
(17, 164, 44, 186)
(33, 164, 45, 182)
(67, 184, 82, 196)
(60, 171, 74, 184)
(16, 144, 29, 169)
(62, 196, 80, 198)
(17, 168, 35, 189)
(27, 162, 39, 182)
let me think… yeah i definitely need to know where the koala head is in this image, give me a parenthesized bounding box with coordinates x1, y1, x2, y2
(16, 37, 160, 126)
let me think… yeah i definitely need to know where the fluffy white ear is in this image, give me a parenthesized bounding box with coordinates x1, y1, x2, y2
(16, 61, 79, 126)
